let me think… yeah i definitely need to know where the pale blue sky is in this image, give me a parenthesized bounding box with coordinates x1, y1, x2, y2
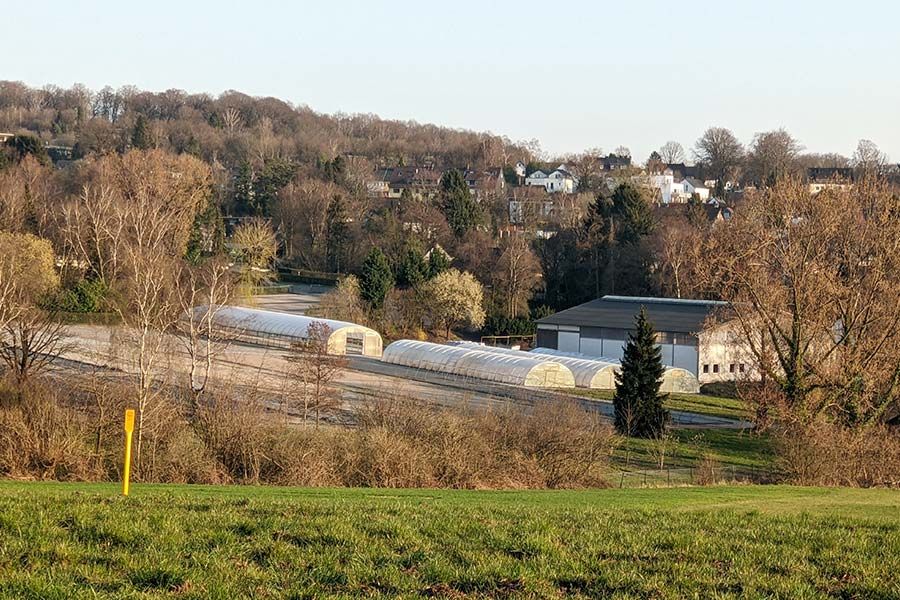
(6, 1, 899, 161)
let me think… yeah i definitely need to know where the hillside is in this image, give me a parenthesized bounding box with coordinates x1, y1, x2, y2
(1, 482, 897, 598)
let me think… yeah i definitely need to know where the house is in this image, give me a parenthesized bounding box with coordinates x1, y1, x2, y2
(366, 166, 443, 199)
(514, 161, 527, 179)
(647, 169, 710, 204)
(665, 163, 700, 180)
(807, 167, 854, 194)
(705, 203, 734, 224)
(525, 165, 578, 194)
(535, 295, 755, 383)
(0, 133, 14, 144)
(601, 154, 631, 171)
(683, 177, 710, 201)
(461, 168, 505, 199)
(508, 186, 554, 225)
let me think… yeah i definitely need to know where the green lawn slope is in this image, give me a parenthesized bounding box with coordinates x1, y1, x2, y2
(0, 482, 897, 598)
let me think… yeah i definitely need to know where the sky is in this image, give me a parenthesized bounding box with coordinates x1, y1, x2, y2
(5, 0, 899, 162)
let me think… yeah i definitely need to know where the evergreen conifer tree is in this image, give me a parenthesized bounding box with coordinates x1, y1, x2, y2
(427, 247, 451, 278)
(325, 195, 350, 273)
(396, 244, 428, 287)
(613, 307, 670, 438)
(359, 247, 394, 309)
(131, 114, 152, 150)
(440, 169, 481, 237)
(233, 161, 255, 215)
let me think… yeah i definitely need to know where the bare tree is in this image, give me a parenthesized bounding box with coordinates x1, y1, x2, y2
(693, 127, 745, 196)
(658, 141, 685, 164)
(0, 308, 70, 385)
(174, 259, 236, 411)
(493, 236, 540, 318)
(703, 178, 900, 425)
(852, 139, 887, 176)
(745, 129, 803, 187)
(287, 322, 346, 427)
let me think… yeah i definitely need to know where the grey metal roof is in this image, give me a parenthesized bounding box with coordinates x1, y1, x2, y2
(536, 295, 728, 334)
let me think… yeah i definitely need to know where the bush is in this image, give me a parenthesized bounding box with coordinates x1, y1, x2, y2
(0, 379, 97, 480)
(49, 278, 109, 313)
(481, 314, 535, 337)
(1, 375, 618, 489)
(776, 419, 900, 487)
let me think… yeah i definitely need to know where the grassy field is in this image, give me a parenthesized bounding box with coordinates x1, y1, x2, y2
(610, 429, 777, 486)
(0, 482, 897, 598)
(570, 389, 751, 422)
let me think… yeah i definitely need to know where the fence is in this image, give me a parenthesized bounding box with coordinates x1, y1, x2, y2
(612, 465, 780, 488)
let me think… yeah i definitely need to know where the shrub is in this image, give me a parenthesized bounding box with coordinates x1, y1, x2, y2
(48, 278, 109, 313)
(776, 419, 900, 487)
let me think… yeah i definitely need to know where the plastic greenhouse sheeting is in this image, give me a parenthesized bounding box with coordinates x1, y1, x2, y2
(195, 305, 383, 356)
(530, 347, 700, 394)
(451, 342, 619, 389)
(381, 340, 574, 388)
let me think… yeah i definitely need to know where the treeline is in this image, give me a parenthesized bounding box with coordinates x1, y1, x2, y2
(0, 81, 530, 173)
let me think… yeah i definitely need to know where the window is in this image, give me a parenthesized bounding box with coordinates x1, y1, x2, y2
(703, 364, 709, 374)
(729, 364, 736, 373)
(739, 363, 746, 373)
(713, 364, 720, 373)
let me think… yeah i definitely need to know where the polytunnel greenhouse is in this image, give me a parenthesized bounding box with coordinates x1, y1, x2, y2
(531, 347, 700, 393)
(197, 305, 383, 356)
(452, 342, 620, 389)
(381, 340, 575, 388)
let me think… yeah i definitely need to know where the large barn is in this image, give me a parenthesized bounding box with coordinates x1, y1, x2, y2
(535, 296, 751, 384)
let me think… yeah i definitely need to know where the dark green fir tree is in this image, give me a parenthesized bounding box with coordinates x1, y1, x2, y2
(359, 247, 394, 310)
(613, 307, 670, 438)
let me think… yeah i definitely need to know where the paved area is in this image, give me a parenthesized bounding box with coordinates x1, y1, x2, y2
(239, 287, 332, 315)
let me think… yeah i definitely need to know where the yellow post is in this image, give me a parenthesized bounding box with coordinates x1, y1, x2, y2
(122, 409, 135, 496)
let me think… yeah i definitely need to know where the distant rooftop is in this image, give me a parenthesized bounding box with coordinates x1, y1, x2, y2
(537, 295, 728, 333)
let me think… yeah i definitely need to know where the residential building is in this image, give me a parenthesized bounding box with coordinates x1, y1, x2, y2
(601, 154, 632, 171)
(525, 165, 578, 194)
(647, 168, 710, 204)
(807, 167, 854, 194)
(535, 295, 755, 383)
(366, 166, 442, 199)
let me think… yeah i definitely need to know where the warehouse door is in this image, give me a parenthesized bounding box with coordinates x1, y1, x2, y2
(558, 331, 580, 353)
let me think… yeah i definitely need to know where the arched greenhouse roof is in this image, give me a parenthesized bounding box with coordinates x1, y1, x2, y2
(382, 340, 574, 388)
(453, 342, 619, 389)
(531, 347, 700, 393)
(196, 305, 382, 356)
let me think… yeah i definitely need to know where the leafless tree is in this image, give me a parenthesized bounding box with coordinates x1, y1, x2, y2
(658, 141, 685, 164)
(174, 259, 236, 411)
(852, 139, 887, 176)
(745, 128, 803, 187)
(492, 235, 540, 318)
(287, 322, 346, 427)
(693, 127, 745, 195)
(702, 178, 900, 425)
(0, 308, 70, 385)
(221, 107, 242, 133)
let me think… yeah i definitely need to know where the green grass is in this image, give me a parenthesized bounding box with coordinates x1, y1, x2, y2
(614, 429, 776, 470)
(0, 482, 897, 598)
(572, 389, 751, 422)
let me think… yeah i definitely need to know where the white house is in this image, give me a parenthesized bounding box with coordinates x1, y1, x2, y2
(525, 165, 578, 194)
(683, 177, 710, 201)
(648, 169, 710, 204)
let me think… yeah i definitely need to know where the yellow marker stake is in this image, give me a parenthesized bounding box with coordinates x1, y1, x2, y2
(122, 409, 135, 496)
